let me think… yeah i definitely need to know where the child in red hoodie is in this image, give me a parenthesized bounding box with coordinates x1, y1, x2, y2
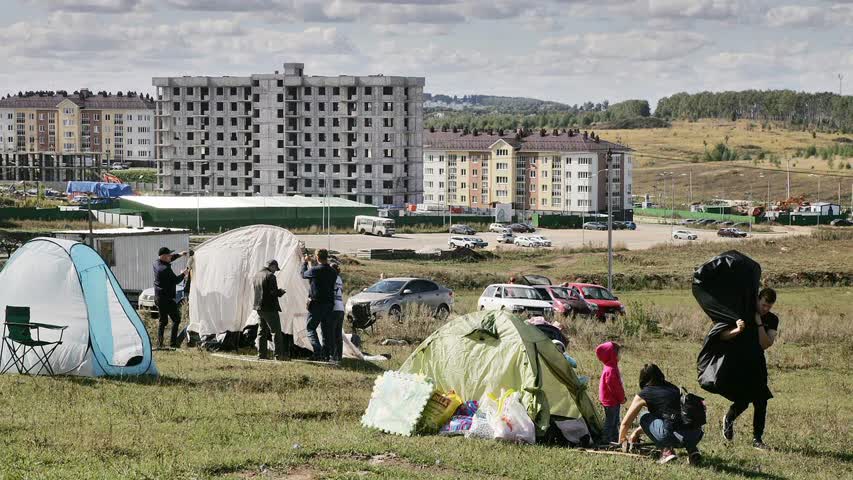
(596, 341, 626, 444)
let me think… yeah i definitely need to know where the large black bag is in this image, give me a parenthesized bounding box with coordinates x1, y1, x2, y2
(693, 251, 771, 403)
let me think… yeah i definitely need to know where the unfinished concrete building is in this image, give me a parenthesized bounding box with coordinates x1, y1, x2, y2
(153, 62, 424, 206)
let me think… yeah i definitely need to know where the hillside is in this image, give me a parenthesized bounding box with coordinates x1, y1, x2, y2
(620, 120, 853, 207)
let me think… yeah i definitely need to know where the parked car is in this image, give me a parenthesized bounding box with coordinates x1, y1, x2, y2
(497, 231, 515, 243)
(697, 219, 716, 226)
(489, 222, 510, 232)
(527, 235, 552, 247)
(449, 236, 488, 249)
(450, 224, 476, 235)
(719, 221, 734, 227)
(478, 284, 554, 318)
(583, 221, 607, 230)
(513, 235, 541, 247)
(566, 282, 626, 320)
(138, 281, 187, 315)
(717, 228, 748, 238)
(533, 285, 580, 317)
(624, 221, 637, 230)
(830, 219, 852, 227)
(672, 230, 698, 240)
(611, 221, 627, 230)
(681, 219, 696, 225)
(509, 223, 533, 233)
(346, 277, 453, 323)
(732, 222, 750, 229)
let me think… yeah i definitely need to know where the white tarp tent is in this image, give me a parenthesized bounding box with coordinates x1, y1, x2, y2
(0, 238, 157, 376)
(188, 225, 363, 359)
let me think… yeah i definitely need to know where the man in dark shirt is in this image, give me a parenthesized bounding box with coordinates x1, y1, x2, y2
(301, 248, 337, 361)
(252, 260, 289, 361)
(722, 287, 780, 450)
(153, 246, 187, 349)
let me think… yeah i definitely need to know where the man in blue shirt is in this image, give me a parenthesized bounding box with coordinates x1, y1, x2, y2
(153, 246, 187, 349)
(301, 248, 337, 361)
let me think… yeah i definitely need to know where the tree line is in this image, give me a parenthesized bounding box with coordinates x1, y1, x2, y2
(654, 90, 853, 133)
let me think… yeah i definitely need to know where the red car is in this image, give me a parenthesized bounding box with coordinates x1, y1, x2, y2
(533, 285, 575, 316)
(565, 283, 626, 320)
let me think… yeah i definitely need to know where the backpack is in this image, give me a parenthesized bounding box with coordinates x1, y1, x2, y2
(679, 387, 707, 429)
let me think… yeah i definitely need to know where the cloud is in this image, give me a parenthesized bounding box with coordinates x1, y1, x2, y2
(540, 30, 710, 61)
(766, 4, 853, 28)
(26, 0, 140, 13)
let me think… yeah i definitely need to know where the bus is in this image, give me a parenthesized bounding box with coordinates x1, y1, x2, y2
(354, 215, 396, 237)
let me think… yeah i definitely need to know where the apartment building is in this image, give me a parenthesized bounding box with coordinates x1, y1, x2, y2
(153, 62, 425, 206)
(0, 90, 155, 182)
(423, 127, 632, 217)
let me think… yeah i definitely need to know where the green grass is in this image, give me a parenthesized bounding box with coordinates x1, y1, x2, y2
(1, 230, 852, 478)
(1, 308, 850, 479)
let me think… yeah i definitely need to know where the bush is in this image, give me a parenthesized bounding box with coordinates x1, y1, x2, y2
(110, 168, 157, 183)
(704, 142, 738, 161)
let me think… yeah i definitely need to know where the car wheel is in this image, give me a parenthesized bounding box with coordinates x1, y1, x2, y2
(435, 304, 450, 320)
(360, 229, 366, 234)
(389, 305, 402, 322)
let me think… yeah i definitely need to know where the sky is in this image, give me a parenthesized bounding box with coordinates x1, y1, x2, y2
(1, 0, 852, 108)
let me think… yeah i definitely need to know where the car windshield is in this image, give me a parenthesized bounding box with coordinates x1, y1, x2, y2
(581, 286, 616, 300)
(505, 287, 544, 300)
(548, 287, 572, 300)
(366, 280, 406, 293)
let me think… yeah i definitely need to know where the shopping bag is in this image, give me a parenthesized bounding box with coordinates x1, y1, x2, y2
(491, 389, 536, 445)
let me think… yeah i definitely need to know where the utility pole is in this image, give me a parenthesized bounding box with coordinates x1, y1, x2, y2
(606, 149, 613, 293)
(688, 169, 693, 205)
(786, 156, 791, 199)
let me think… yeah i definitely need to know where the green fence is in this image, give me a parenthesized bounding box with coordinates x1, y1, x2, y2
(0, 207, 89, 222)
(531, 214, 583, 229)
(395, 215, 494, 227)
(635, 208, 757, 224)
(139, 206, 377, 232)
(775, 213, 848, 226)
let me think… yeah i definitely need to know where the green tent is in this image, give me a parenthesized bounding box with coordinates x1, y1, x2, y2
(399, 310, 603, 439)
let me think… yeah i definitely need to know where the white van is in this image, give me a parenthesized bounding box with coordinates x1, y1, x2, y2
(354, 215, 396, 237)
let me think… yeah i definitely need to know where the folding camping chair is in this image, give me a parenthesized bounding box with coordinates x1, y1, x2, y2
(1, 306, 67, 376)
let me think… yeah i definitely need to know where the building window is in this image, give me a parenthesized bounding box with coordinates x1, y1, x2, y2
(96, 239, 115, 267)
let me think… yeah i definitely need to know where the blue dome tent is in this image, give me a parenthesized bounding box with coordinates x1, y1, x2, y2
(0, 238, 157, 377)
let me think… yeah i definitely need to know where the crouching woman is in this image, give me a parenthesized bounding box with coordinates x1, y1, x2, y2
(618, 364, 704, 465)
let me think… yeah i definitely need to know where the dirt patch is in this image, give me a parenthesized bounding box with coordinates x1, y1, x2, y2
(235, 466, 319, 479)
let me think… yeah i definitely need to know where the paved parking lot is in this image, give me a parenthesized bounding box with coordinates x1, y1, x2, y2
(298, 222, 803, 255)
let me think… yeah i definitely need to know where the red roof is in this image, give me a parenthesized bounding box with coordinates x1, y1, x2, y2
(424, 129, 629, 153)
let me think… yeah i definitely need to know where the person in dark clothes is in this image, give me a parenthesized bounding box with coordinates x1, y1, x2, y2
(301, 249, 337, 362)
(721, 287, 780, 450)
(153, 247, 188, 349)
(252, 259, 290, 361)
(619, 364, 704, 465)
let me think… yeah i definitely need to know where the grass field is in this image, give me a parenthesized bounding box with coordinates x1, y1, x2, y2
(609, 120, 853, 207)
(0, 226, 851, 478)
(1, 284, 850, 479)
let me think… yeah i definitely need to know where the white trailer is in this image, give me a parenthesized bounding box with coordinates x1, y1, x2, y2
(53, 227, 190, 299)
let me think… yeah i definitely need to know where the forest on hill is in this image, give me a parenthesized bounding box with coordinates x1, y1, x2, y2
(425, 90, 853, 133)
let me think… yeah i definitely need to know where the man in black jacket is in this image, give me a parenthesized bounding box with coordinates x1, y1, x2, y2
(252, 259, 289, 360)
(153, 246, 187, 349)
(301, 249, 337, 361)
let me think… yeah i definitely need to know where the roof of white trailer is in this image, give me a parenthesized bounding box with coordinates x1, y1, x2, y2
(120, 195, 375, 210)
(54, 226, 191, 236)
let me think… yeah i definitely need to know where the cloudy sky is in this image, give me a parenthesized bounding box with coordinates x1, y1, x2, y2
(1, 0, 852, 107)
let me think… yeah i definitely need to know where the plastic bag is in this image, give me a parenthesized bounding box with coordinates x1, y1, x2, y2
(419, 390, 463, 433)
(491, 390, 536, 445)
(465, 394, 498, 440)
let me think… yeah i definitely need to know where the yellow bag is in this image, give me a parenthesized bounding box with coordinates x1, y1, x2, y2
(419, 390, 463, 433)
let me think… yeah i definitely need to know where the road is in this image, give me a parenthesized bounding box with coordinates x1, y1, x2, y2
(297, 222, 807, 255)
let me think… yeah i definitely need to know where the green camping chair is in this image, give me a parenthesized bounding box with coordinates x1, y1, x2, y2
(1, 306, 68, 376)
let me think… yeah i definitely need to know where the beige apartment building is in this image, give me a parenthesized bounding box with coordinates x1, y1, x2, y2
(0, 90, 154, 182)
(423, 127, 633, 217)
